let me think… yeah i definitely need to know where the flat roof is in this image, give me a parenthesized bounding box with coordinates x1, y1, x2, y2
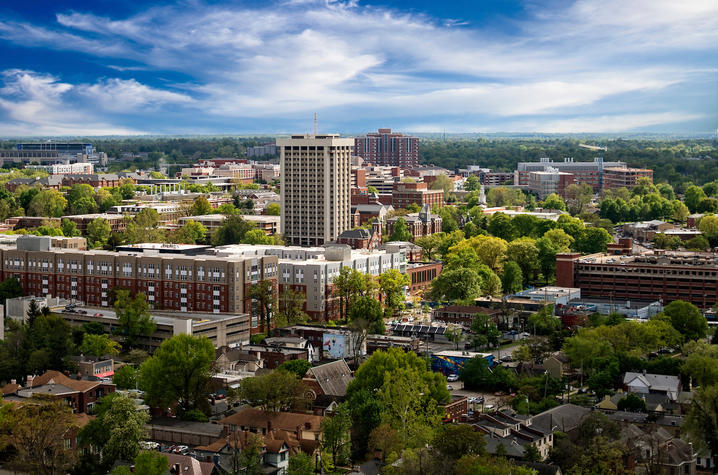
(434, 350, 492, 358)
(64, 306, 247, 327)
(578, 251, 718, 267)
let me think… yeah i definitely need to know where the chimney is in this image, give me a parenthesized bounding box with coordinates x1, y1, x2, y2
(26, 375, 35, 387)
(267, 420, 272, 432)
(171, 463, 181, 474)
(10, 379, 16, 385)
(296, 425, 302, 440)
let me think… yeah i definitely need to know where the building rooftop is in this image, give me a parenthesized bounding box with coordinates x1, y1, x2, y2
(577, 250, 718, 267)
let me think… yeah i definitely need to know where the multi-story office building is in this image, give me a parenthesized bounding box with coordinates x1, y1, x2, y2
(17, 142, 93, 155)
(278, 134, 353, 247)
(603, 167, 654, 190)
(517, 157, 627, 192)
(556, 249, 718, 308)
(391, 182, 444, 209)
(528, 168, 575, 199)
(354, 129, 419, 168)
(0, 236, 277, 328)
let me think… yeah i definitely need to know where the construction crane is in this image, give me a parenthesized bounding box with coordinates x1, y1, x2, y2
(578, 143, 607, 152)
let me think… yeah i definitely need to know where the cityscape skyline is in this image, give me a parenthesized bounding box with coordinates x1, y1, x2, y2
(0, 0, 715, 136)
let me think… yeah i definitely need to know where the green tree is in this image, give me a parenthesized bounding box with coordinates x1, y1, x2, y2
(501, 261, 523, 294)
(276, 287, 308, 327)
(390, 217, 413, 242)
(349, 295, 385, 334)
(617, 393, 647, 412)
(189, 196, 212, 216)
(241, 228, 274, 245)
(277, 359, 312, 379)
(432, 423, 486, 464)
(133, 451, 169, 475)
(430, 174, 454, 200)
(321, 402, 352, 467)
(113, 290, 155, 349)
(265, 202, 281, 216)
(80, 393, 149, 466)
(288, 452, 314, 475)
(430, 267, 481, 302)
(506, 237, 539, 283)
(415, 234, 442, 261)
(80, 333, 120, 360)
(378, 268, 409, 315)
(211, 214, 254, 245)
(528, 306, 562, 335)
(238, 369, 307, 412)
(4, 395, 78, 475)
(67, 184, 98, 214)
(661, 300, 707, 341)
(123, 208, 165, 244)
(138, 334, 215, 417)
(684, 385, 718, 464)
(60, 218, 81, 237)
(0, 276, 23, 303)
(347, 348, 449, 455)
(564, 184, 593, 215)
(172, 219, 207, 244)
(685, 185, 707, 212)
(28, 189, 67, 217)
(698, 215, 718, 246)
(237, 432, 264, 475)
(112, 365, 138, 390)
(464, 175, 479, 191)
(541, 193, 566, 211)
(574, 227, 612, 254)
(86, 217, 111, 249)
(248, 280, 276, 333)
(333, 267, 372, 320)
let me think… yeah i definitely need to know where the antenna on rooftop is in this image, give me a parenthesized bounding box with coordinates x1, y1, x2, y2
(314, 113, 317, 136)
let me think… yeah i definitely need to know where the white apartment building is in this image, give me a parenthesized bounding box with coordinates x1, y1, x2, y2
(277, 135, 353, 247)
(215, 244, 407, 321)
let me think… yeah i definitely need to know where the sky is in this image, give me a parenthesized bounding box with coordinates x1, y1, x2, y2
(0, 0, 716, 136)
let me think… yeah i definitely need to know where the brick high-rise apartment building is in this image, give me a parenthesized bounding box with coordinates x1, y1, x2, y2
(355, 129, 419, 168)
(278, 135, 353, 247)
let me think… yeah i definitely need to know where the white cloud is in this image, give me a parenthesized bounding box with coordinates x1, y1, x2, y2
(78, 78, 194, 112)
(0, 0, 715, 132)
(0, 70, 146, 135)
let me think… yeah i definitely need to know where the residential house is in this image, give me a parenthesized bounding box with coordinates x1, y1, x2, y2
(543, 353, 571, 380)
(473, 411, 554, 460)
(302, 360, 353, 399)
(621, 423, 696, 475)
(336, 224, 382, 251)
(623, 371, 681, 401)
(2, 370, 115, 414)
(219, 408, 325, 442)
(194, 431, 293, 474)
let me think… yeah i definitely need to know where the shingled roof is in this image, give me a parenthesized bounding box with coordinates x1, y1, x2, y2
(219, 408, 324, 433)
(306, 360, 353, 397)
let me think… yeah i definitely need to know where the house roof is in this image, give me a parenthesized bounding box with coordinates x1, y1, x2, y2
(219, 408, 324, 433)
(623, 372, 680, 393)
(529, 404, 590, 434)
(164, 453, 214, 475)
(1, 383, 20, 395)
(306, 360, 353, 397)
(30, 370, 107, 393)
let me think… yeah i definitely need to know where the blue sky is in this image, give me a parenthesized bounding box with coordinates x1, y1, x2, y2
(0, 0, 716, 136)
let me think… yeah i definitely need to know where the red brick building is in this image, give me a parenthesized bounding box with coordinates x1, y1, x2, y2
(557, 250, 718, 308)
(355, 128, 419, 168)
(603, 167, 654, 190)
(391, 182, 444, 209)
(406, 262, 442, 295)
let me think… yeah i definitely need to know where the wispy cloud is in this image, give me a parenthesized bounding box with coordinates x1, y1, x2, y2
(0, 0, 715, 134)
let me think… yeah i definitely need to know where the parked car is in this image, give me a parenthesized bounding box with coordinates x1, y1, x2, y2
(447, 374, 459, 382)
(500, 355, 513, 363)
(447, 385, 454, 391)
